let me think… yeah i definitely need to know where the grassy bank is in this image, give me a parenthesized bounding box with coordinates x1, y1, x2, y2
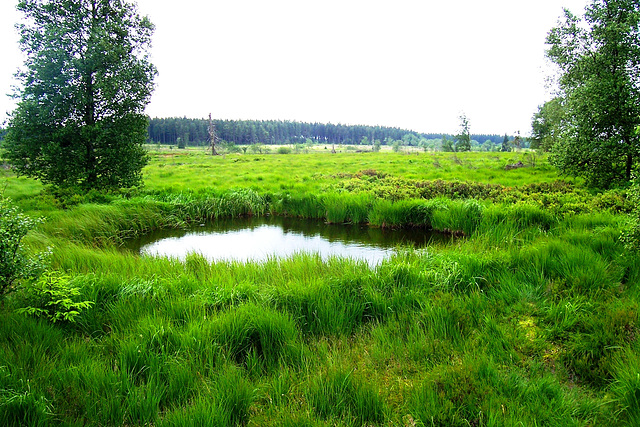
(1, 150, 638, 426)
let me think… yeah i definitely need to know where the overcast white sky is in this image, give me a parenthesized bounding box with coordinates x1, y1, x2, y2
(0, 0, 589, 135)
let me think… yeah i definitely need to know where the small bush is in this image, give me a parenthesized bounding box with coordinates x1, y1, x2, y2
(0, 197, 47, 300)
(17, 271, 94, 323)
(621, 178, 640, 252)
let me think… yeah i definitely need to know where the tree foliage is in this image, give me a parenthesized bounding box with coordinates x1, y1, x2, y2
(501, 134, 511, 152)
(546, 0, 640, 187)
(455, 114, 471, 152)
(441, 135, 455, 152)
(531, 97, 565, 151)
(4, 0, 156, 190)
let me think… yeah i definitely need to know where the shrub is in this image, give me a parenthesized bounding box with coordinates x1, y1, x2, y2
(621, 177, 640, 252)
(0, 197, 47, 300)
(16, 271, 94, 323)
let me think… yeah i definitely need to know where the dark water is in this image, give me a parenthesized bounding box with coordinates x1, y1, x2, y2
(126, 216, 453, 266)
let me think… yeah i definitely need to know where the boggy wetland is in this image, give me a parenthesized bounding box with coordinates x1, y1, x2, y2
(1, 149, 640, 426)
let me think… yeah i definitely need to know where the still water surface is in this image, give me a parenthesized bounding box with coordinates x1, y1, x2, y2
(128, 216, 453, 266)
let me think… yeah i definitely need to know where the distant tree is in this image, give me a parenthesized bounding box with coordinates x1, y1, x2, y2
(402, 134, 419, 146)
(249, 143, 263, 154)
(441, 135, 454, 152)
(221, 141, 241, 154)
(546, 0, 640, 187)
(392, 140, 402, 153)
(455, 114, 471, 152)
(531, 98, 565, 151)
(373, 140, 382, 152)
(513, 132, 523, 151)
(501, 134, 512, 152)
(4, 0, 156, 190)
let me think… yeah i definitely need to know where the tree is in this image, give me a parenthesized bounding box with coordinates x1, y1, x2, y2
(4, 0, 157, 190)
(501, 134, 512, 152)
(441, 135, 454, 152)
(546, 0, 640, 187)
(531, 97, 565, 151)
(512, 131, 523, 151)
(455, 114, 471, 152)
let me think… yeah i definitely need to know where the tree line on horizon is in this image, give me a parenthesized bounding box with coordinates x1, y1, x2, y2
(146, 117, 512, 148)
(0, 118, 519, 153)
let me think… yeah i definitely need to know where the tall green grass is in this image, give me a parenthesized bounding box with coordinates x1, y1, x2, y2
(307, 369, 386, 425)
(0, 150, 637, 425)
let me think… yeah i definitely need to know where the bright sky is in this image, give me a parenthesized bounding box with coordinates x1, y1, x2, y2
(0, 0, 589, 135)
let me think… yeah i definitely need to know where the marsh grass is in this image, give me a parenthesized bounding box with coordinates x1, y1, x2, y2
(139, 151, 567, 195)
(0, 150, 636, 425)
(208, 303, 302, 371)
(307, 369, 386, 425)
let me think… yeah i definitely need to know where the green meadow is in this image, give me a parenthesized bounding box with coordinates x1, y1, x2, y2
(1, 148, 639, 426)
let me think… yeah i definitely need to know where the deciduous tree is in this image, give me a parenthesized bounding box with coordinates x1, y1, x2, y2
(441, 135, 454, 152)
(455, 114, 471, 152)
(4, 0, 156, 190)
(546, 0, 640, 187)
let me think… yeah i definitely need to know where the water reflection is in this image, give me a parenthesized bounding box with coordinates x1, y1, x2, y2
(127, 216, 453, 266)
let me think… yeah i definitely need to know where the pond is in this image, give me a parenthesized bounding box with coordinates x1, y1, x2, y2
(126, 216, 454, 266)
